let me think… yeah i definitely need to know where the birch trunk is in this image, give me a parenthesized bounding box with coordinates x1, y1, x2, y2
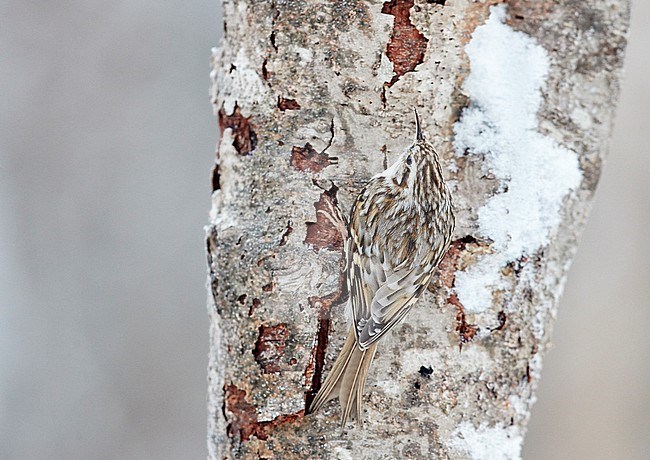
(207, 1, 630, 458)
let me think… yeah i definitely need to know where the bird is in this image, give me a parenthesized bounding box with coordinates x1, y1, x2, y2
(306, 109, 455, 428)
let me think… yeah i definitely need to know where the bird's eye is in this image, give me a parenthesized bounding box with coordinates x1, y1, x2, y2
(406, 155, 413, 166)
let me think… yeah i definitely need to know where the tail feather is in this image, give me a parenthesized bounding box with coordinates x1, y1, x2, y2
(307, 329, 377, 428)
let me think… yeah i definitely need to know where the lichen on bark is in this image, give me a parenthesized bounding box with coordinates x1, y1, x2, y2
(207, 1, 630, 458)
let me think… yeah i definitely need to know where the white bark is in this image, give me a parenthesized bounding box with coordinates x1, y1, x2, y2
(207, 1, 630, 458)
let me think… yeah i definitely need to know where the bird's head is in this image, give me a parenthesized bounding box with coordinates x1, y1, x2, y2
(382, 110, 445, 207)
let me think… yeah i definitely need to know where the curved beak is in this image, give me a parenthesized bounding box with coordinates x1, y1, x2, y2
(414, 108, 423, 142)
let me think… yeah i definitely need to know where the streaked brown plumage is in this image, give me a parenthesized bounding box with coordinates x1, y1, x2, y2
(306, 110, 455, 428)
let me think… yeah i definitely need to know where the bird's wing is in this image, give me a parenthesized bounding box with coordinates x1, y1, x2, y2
(347, 238, 430, 350)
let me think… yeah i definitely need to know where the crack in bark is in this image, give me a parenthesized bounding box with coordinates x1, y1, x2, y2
(260, 2, 281, 86)
(248, 298, 262, 317)
(205, 227, 221, 314)
(211, 164, 221, 192)
(322, 119, 335, 155)
(261, 59, 270, 81)
(304, 302, 332, 410)
(304, 255, 348, 409)
(278, 220, 293, 246)
(269, 2, 280, 52)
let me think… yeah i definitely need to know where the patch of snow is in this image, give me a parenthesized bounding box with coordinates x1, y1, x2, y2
(453, 5, 582, 313)
(449, 421, 523, 460)
(508, 394, 529, 421)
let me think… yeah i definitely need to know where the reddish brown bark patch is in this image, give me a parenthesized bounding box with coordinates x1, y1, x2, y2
(224, 384, 304, 442)
(436, 235, 480, 289)
(304, 186, 345, 252)
(449, 294, 477, 351)
(224, 384, 259, 441)
(434, 236, 493, 349)
(290, 143, 337, 173)
(255, 412, 304, 440)
(253, 323, 290, 374)
(381, 0, 429, 87)
(277, 97, 301, 111)
(218, 105, 257, 155)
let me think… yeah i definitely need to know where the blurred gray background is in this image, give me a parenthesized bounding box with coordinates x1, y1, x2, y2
(0, 1, 647, 459)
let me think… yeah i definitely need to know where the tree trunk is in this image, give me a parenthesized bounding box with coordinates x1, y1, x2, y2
(206, 1, 629, 458)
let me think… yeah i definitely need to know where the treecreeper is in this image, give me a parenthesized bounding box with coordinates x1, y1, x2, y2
(306, 110, 456, 428)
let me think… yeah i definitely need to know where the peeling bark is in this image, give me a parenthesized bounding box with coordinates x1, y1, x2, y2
(278, 97, 302, 111)
(382, 0, 429, 87)
(218, 105, 257, 156)
(253, 323, 290, 374)
(207, 1, 630, 458)
(290, 143, 338, 173)
(303, 187, 345, 252)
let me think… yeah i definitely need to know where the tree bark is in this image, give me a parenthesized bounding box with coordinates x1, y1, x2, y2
(207, 1, 630, 458)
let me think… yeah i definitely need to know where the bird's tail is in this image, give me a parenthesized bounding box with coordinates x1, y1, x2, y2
(307, 329, 378, 428)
